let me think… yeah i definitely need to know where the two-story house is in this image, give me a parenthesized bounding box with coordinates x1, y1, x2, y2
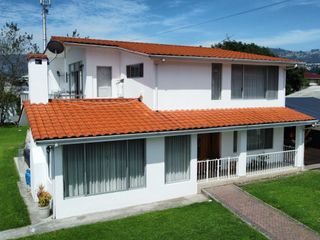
(20, 36, 316, 219)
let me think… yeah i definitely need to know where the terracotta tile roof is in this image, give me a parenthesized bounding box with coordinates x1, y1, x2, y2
(51, 36, 298, 64)
(27, 53, 48, 61)
(23, 98, 315, 141)
(304, 72, 320, 79)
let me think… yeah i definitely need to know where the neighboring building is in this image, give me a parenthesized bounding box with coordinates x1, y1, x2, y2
(305, 72, 320, 85)
(286, 97, 320, 166)
(287, 85, 320, 98)
(20, 36, 317, 219)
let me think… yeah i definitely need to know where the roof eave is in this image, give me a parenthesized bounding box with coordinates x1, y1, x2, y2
(54, 40, 300, 66)
(35, 119, 317, 146)
(149, 54, 302, 66)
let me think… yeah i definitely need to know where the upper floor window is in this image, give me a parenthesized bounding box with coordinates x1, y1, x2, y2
(247, 128, 273, 151)
(231, 65, 279, 99)
(126, 63, 143, 78)
(211, 63, 222, 100)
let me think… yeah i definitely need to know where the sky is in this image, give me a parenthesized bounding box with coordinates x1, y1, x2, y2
(0, 0, 319, 51)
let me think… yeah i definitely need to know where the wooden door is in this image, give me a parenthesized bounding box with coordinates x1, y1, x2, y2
(197, 133, 220, 160)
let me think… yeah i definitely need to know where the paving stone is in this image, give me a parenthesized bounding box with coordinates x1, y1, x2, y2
(204, 184, 320, 240)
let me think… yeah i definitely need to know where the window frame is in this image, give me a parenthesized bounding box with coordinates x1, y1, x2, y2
(247, 128, 274, 151)
(126, 63, 144, 78)
(211, 63, 222, 100)
(62, 139, 146, 198)
(231, 64, 279, 100)
(165, 135, 191, 184)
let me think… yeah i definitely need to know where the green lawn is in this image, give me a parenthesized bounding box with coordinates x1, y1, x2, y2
(21, 201, 265, 240)
(243, 171, 320, 233)
(0, 126, 30, 231)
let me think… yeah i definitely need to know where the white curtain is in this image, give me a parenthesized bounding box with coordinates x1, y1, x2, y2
(63, 139, 145, 198)
(165, 135, 191, 183)
(97, 66, 112, 97)
(63, 144, 85, 197)
(243, 65, 266, 99)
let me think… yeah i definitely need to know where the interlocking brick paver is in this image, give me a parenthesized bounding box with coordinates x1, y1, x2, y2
(204, 184, 320, 240)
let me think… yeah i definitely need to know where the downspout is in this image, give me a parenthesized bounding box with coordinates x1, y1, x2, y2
(154, 63, 159, 111)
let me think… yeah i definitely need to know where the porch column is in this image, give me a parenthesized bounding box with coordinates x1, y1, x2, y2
(295, 126, 305, 168)
(238, 130, 247, 177)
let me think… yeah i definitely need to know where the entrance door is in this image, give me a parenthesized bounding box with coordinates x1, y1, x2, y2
(97, 66, 112, 97)
(197, 133, 220, 160)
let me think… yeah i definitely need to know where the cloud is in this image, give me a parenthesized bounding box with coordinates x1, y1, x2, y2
(240, 29, 320, 48)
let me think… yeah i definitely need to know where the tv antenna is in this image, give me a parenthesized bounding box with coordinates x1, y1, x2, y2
(40, 0, 51, 52)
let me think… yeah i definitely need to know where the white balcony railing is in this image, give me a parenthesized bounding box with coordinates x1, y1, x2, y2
(246, 149, 297, 175)
(197, 157, 238, 182)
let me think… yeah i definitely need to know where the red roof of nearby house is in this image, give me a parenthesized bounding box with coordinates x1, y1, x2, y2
(304, 72, 320, 80)
(51, 36, 298, 64)
(27, 53, 48, 61)
(23, 98, 315, 141)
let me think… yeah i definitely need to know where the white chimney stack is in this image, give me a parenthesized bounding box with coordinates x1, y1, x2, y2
(27, 54, 49, 104)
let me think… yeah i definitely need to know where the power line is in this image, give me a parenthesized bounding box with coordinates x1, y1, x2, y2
(153, 0, 290, 36)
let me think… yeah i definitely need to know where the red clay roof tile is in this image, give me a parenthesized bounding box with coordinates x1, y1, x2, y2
(51, 36, 298, 64)
(23, 98, 315, 141)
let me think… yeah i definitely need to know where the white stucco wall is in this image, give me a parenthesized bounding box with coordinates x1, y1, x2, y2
(220, 127, 285, 158)
(28, 58, 48, 104)
(45, 46, 286, 111)
(121, 51, 155, 108)
(53, 135, 198, 219)
(157, 62, 286, 110)
(28, 130, 53, 200)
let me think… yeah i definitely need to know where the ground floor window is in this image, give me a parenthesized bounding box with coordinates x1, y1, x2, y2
(165, 135, 191, 183)
(63, 139, 145, 198)
(247, 128, 273, 151)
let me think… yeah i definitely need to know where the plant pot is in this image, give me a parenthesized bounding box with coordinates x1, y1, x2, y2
(38, 205, 50, 219)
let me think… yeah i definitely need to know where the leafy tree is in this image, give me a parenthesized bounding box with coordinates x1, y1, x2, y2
(286, 67, 308, 95)
(0, 22, 38, 124)
(212, 39, 306, 95)
(67, 29, 89, 38)
(212, 39, 275, 57)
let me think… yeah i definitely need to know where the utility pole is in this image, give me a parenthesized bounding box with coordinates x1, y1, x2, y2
(40, 0, 51, 52)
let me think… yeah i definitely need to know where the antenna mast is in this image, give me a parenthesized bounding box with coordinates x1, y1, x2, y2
(40, 0, 51, 51)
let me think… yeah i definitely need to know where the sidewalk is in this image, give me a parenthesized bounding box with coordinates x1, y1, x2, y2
(203, 184, 320, 240)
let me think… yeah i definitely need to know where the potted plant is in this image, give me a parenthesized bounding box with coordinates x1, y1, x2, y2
(37, 185, 52, 219)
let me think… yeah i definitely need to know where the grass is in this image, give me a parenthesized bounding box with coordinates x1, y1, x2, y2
(243, 171, 320, 233)
(21, 201, 266, 240)
(0, 126, 30, 231)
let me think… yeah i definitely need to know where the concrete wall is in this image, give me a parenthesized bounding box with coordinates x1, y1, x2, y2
(53, 135, 198, 219)
(28, 58, 48, 104)
(28, 130, 53, 200)
(220, 127, 284, 158)
(46, 46, 286, 111)
(157, 62, 286, 110)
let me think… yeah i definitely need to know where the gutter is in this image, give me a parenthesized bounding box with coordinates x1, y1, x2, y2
(59, 42, 299, 66)
(35, 120, 317, 146)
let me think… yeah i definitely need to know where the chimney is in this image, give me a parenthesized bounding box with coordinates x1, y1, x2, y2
(27, 53, 48, 104)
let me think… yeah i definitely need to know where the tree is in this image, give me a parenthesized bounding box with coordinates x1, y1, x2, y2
(212, 39, 306, 95)
(66, 29, 89, 38)
(0, 22, 38, 124)
(286, 67, 308, 95)
(212, 39, 275, 57)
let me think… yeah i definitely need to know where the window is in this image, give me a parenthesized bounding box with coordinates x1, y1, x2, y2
(231, 65, 278, 99)
(126, 63, 143, 78)
(212, 63, 222, 100)
(247, 129, 273, 151)
(233, 131, 238, 153)
(63, 139, 145, 198)
(69, 61, 83, 98)
(165, 135, 191, 183)
(97, 66, 112, 97)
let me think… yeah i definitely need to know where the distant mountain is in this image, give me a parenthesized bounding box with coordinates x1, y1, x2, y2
(270, 48, 320, 63)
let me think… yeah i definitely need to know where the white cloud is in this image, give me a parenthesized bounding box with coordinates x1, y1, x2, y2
(240, 29, 320, 48)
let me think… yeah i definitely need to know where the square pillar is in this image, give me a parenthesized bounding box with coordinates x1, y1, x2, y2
(295, 126, 305, 168)
(238, 130, 247, 177)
